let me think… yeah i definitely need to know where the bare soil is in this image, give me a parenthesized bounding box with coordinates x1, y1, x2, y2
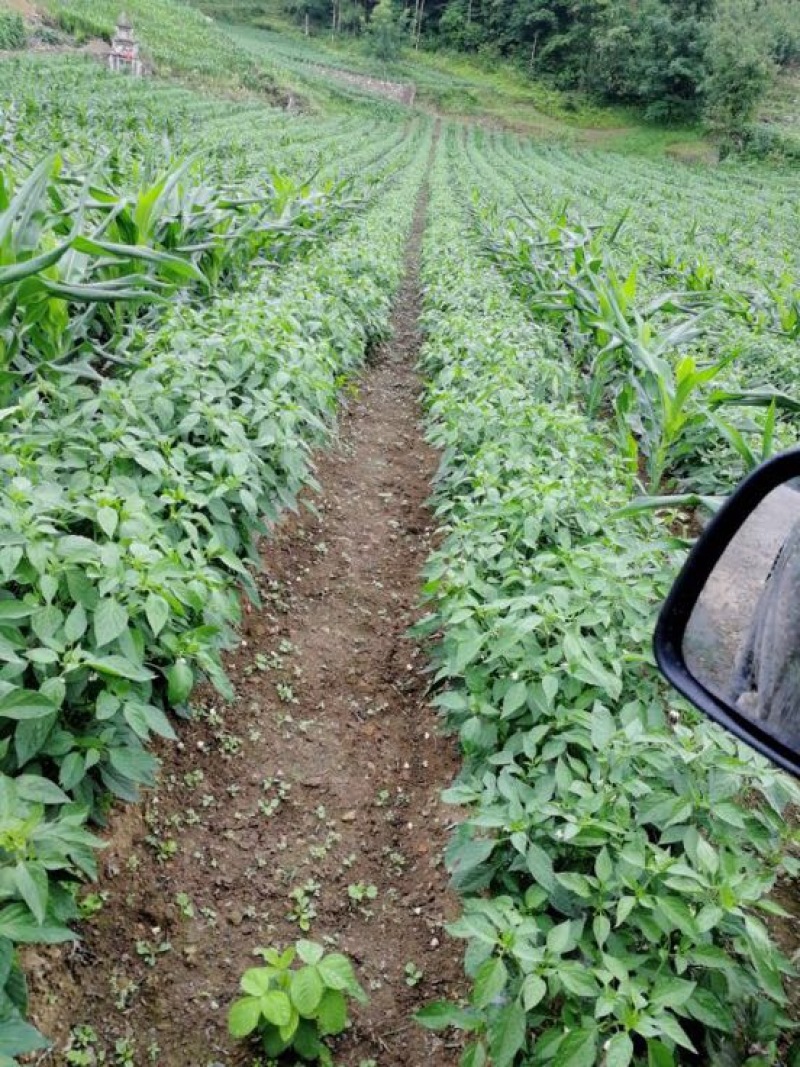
(28, 152, 465, 1067)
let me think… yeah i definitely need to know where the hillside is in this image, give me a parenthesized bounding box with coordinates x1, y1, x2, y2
(0, 0, 284, 95)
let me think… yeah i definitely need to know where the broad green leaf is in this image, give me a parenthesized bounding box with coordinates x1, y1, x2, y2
(290, 965, 324, 1017)
(317, 988, 347, 1034)
(317, 953, 355, 991)
(145, 594, 170, 637)
(259, 990, 292, 1027)
(94, 599, 129, 647)
(167, 660, 194, 704)
(604, 1032, 634, 1067)
(296, 940, 324, 965)
(96, 507, 118, 538)
(240, 968, 272, 997)
(16, 776, 70, 805)
(415, 1002, 479, 1031)
(228, 996, 261, 1038)
(0, 903, 74, 944)
(487, 1001, 526, 1067)
(64, 604, 88, 644)
(521, 974, 547, 1010)
(553, 1027, 597, 1067)
(472, 956, 507, 1009)
(83, 655, 153, 682)
(0, 688, 56, 721)
(13, 863, 47, 926)
(0, 1016, 49, 1056)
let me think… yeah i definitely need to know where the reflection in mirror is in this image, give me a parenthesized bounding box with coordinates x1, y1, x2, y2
(683, 482, 800, 747)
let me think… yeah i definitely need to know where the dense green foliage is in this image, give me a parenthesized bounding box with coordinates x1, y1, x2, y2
(264, 0, 800, 129)
(416, 122, 800, 1067)
(3, 11, 800, 1063)
(0, 50, 428, 1060)
(0, 12, 26, 50)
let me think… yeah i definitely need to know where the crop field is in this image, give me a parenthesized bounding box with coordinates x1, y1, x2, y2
(1, 9, 800, 1067)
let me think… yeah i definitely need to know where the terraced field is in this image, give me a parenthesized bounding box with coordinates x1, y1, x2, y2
(1, 16, 800, 1067)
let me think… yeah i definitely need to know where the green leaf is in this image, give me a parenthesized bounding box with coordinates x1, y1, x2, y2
(259, 990, 292, 1027)
(0, 1016, 49, 1056)
(415, 1002, 479, 1031)
(83, 655, 154, 682)
(290, 965, 324, 1017)
(93, 599, 129, 647)
(546, 920, 573, 955)
(317, 953, 355, 991)
(527, 843, 556, 891)
(488, 1000, 526, 1067)
(560, 967, 599, 998)
(296, 940, 325, 966)
(228, 996, 261, 1038)
(240, 968, 272, 997)
(604, 1032, 633, 1067)
(593, 914, 611, 948)
(472, 956, 507, 1009)
(167, 660, 194, 704)
(59, 752, 86, 791)
(16, 776, 70, 805)
(0, 903, 74, 944)
(553, 1027, 597, 1067)
(685, 987, 734, 1031)
(521, 974, 547, 1010)
(13, 863, 47, 926)
(292, 1018, 322, 1058)
(503, 680, 527, 715)
(647, 1039, 675, 1067)
(123, 702, 176, 742)
(64, 604, 88, 644)
(317, 988, 347, 1034)
(0, 601, 34, 621)
(96, 507, 118, 538)
(0, 688, 56, 721)
(145, 595, 170, 637)
(14, 713, 57, 767)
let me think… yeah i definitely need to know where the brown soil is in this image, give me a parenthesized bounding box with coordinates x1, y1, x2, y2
(27, 148, 465, 1067)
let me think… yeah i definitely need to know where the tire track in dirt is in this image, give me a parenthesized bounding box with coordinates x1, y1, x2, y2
(29, 132, 465, 1067)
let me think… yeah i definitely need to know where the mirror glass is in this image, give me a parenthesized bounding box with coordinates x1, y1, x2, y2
(683, 481, 800, 747)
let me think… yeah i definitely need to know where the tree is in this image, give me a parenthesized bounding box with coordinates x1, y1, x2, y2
(367, 0, 408, 61)
(704, 0, 773, 136)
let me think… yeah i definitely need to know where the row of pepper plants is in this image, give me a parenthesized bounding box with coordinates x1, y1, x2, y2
(415, 124, 800, 1067)
(0, 54, 433, 1057)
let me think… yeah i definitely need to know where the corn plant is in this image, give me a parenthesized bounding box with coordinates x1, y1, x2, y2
(479, 202, 794, 494)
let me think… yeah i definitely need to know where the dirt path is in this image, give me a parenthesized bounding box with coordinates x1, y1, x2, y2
(29, 144, 465, 1067)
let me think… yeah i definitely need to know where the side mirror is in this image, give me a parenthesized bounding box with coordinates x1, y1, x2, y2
(655, 448, 800, 778)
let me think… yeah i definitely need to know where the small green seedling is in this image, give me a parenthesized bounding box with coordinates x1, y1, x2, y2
(404, 961, 423, 987)
(347, 883, 377, 903)
(228, 940, 367, 1065)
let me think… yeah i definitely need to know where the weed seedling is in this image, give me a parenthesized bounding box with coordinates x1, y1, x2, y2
(176, 892, 195, 919)
(136, 939, 172, 967)
(347, 883, 378, 904)
(78, 891, 109, 919)
(288, 880, 320, 931)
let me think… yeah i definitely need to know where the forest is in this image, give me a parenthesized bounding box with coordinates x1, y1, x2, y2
(266, 0, 800, 128)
